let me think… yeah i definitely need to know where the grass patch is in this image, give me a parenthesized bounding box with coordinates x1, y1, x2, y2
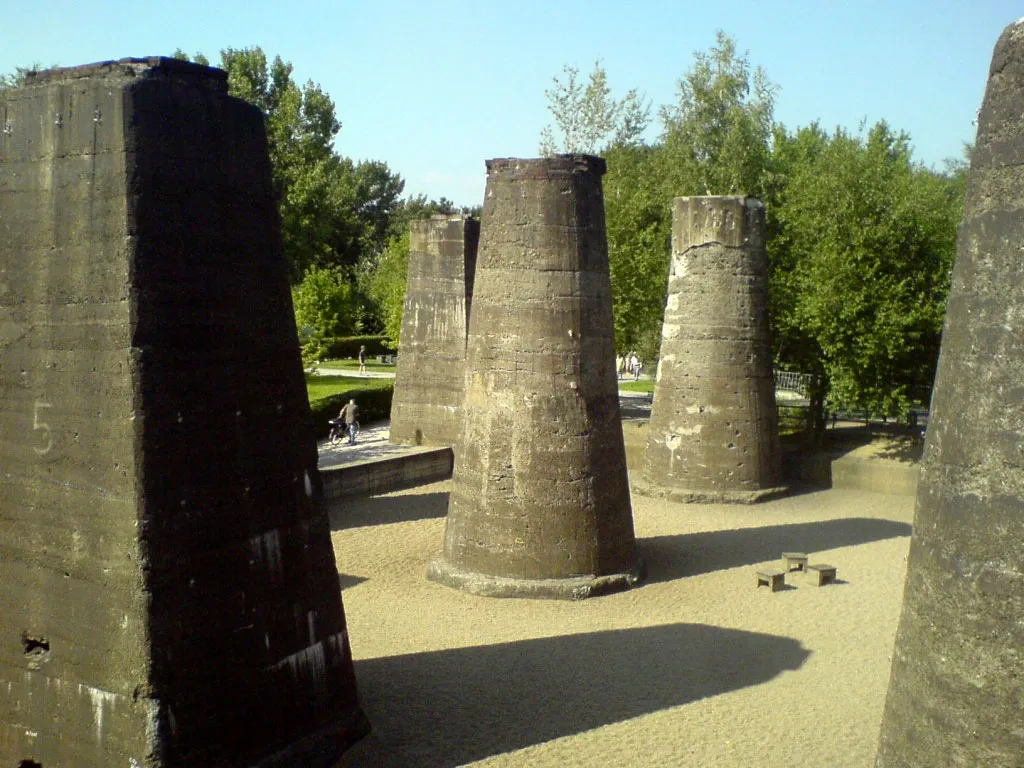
(306, 374, 394, 438)
(778, 404, 807, 437)
(618, 379, 655, 393)
(306, 374, 393, 400)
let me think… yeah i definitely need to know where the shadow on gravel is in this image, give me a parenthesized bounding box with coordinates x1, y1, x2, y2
(338, 573, 369, 590)
(339, 622, 809, 767)
(329, 491, 450, 530)
(639, 517, 912, 583)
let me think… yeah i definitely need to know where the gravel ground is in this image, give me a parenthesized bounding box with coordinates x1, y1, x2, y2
(330, 479, 913, 768)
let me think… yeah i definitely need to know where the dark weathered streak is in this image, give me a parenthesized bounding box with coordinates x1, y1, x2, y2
(875, 22, 1024, 768)
(635, 196, 783, 504)
(0, 58, 367, 767)
(428, 156, 643, 599)
(390, 215, 478, 447)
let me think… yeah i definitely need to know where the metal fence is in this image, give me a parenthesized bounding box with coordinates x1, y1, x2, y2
(774, 370, 813, 396)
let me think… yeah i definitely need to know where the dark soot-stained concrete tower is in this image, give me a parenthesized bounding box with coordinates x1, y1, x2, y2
(428, 156, 643, 599)
(876, 23, 1024, 767)
(0, 59, 367, 767)
(389, 215, 479, 447)
(635, 196, 784, 504)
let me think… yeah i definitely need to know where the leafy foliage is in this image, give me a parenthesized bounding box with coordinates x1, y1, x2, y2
(768, 121, 963, 421)
(292, 265, 360, 363)
(539, 31, 963, 429)
(539, 61, 651, 156)
(604, 143, 671, 359)
(659, 30, 777, 198)
(364, 230, 410, 349)
(0, 62, 55, 104)
(172, 47, 405, 284)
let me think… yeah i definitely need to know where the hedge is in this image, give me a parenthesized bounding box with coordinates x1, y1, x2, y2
(309, 382, 394, 440)
(320, 335, 396, 360)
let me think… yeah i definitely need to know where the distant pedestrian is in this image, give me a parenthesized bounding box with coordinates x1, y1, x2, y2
(339, 398, 360, 444)
(629, 352, 641, 380)
(358, 345, 367, 374)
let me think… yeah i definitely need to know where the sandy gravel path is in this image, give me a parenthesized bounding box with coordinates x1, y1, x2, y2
(331, 480, 913, 768)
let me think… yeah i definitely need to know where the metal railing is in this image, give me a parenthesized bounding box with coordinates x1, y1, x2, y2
(774, 370, 813, 397)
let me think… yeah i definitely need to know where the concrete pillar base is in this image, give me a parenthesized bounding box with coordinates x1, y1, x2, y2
(631, 477, 789, 505)
(427, 556, 646, 600)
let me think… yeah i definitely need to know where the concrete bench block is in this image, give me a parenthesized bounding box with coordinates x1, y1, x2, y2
(782, 552, 808, 572)
(806, 564, 837, 586)
(756, 568, 785, 592)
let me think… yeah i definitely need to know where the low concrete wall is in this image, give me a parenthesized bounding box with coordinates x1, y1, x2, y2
(321, 424, 918, 503)
(322, 447, 454, 502)
(830, 454, 919, 496)
(624, 419, 919, 497)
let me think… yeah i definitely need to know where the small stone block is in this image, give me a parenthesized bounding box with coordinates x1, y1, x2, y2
(756, 568, 785, 592)
(806, 564, 837, 586)
(782, 552, 808, 572)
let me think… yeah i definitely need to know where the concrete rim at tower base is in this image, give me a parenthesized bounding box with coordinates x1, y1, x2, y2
(631, 477, 790, 505)
(251, 708, 371, 768)
(426, 556, 647, 600)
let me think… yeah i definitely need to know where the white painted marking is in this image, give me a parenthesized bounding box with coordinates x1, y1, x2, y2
(77, 682, 119, 741)
(270, 641, 327, 694)
(32, 400, 53, 455)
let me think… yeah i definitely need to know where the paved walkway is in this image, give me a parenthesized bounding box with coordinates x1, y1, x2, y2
(317, 422, 431, 468)
(318, 391, 653, 470)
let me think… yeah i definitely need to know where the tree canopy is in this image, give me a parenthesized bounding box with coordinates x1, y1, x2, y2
(767, 121, 963, 420)
(538, 61, 651, 156)
(540, 31, 964, 427)
(170, 47, 413, 342)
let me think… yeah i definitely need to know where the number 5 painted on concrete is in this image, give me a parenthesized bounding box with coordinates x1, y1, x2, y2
(33, 400, 53, 455)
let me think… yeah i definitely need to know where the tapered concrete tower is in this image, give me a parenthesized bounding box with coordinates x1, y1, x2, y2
(0, 59, 367, 767)
(876, 22, 1024, 767)
(428, 156, 643, 599)
(389, 215, 479, 447)
(634, 196, 784, 504)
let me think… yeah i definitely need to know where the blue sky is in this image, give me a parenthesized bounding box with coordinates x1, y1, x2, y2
(2, 1, 1017, 206)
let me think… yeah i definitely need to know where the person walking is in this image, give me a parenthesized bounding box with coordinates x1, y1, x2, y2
(629, 352, 641, 380)
(339, 398, 360, 444)
(358, 345, 367, 374)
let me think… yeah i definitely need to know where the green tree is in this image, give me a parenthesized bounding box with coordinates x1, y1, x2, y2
(659, 30, 777, 197)
(353, 159, 407, 255)
(604, 143, 671, 359)
(364, 230, 411, 349)
(539, 61, 651, 155)
(0, 62, 55, 103)
(564, 33, 775, 362)
(769, 121, 964, 430)
(292, 265, 360, 360)
(173, 47, 405, 281)
(171, 49, 209, 66)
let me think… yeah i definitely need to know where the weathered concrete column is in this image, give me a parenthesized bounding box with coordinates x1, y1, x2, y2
(389, 214, 479, 447)
(428, 156, 643, 599)
(0, 59, 367, 767)
(634, 196, 784, 504)
(875, 23, 1024, 767)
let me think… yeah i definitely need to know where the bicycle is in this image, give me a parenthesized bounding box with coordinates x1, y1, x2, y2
(327, 418, 345, 444)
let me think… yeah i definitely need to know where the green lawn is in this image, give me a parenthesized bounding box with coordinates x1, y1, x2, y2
(617, 378, 655, 393)
(305, 374, 394, 401)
